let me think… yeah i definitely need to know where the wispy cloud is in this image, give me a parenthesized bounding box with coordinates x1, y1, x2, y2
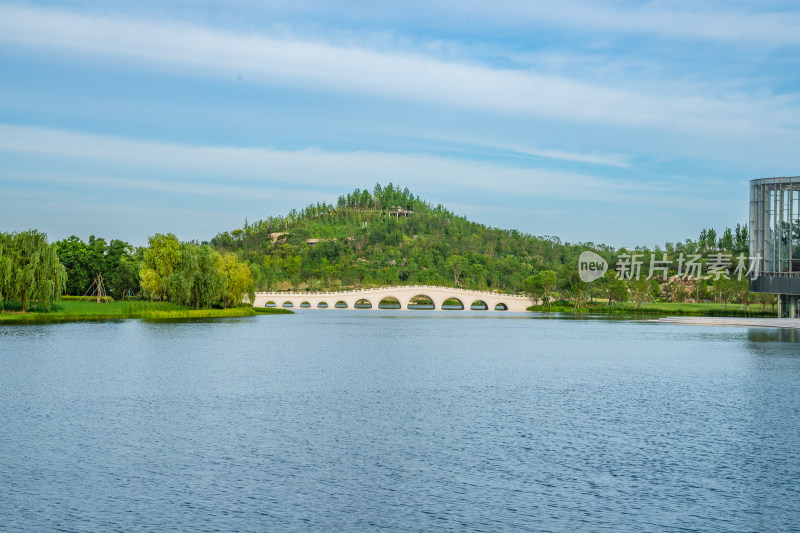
(0, 1, 786, 245)
(106, 0, 800, 48)
(0, 124, 690, 206)
(422, 135, 632, 168)
(428, 0, 800, 47)
(1, 4, 798, 143)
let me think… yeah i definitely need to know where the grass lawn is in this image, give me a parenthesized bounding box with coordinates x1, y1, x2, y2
(528, 300, 778, 317)
(0, 300, 292, 324)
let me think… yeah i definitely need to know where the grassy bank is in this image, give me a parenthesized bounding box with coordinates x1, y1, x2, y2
(527, 301, 778, 317)
(252, 307, 294, 315)
(0, 300, 292, 324)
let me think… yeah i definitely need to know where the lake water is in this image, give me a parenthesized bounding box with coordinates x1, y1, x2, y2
(1, 311, 799, 532)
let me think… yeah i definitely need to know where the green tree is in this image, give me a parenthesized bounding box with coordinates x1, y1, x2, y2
(539, 270, 557, 307)
(140, 233, 181, 301)
(114, 255, 141, 299)
(719, 228, 734, 251)
(628, 277, 654, 308)
(0, 230, 66, 312)
(283, 254, 302, 291)
(321, 257, 336, 287)
(694, 278, 713, 302)
(735, 278, 753, 311)
(734, 223, 749, 256)
(85, 236, 111, 302)
(445, 254, 468, 286)
(522, 273, 544, 305)
(56, 236, 92, 295)
(56, 236, 137, 299)
(220, 253, 254, 308)
(0, 237, 11, 308)
(557, 261, 585, 309)
(193, 246, 226, 308)
(261, 255, 281, 291)
(165, 244, 196, 306)
(104, 239, 137, 299)
(664, 280, 688, 303)
(174, 244, 226, 309)
(714, 277, 736, 310)
(756, 292, 777, 312)
(600, 270, 628, 306)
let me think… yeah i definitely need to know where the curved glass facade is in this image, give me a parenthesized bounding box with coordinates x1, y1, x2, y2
(750, 176, 800, 273)
(749, 177, 800, 316)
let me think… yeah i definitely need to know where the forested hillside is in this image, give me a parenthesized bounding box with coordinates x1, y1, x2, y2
(209, 183, 749, 295)
(209, 184, 596, 293)
(2, 183, 754, 315)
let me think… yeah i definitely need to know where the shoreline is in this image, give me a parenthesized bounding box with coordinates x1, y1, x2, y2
(654, 316, 800, 329)
(526, 304, 777, 318)
(0, 302, 292, 325)
(1, 298, 782, 324)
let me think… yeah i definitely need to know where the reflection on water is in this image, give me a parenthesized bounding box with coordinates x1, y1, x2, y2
(1, 313, 799, 532)
(747, 327, 800, 344)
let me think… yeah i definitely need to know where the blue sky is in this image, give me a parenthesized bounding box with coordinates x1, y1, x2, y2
(1, 1, 799, 247)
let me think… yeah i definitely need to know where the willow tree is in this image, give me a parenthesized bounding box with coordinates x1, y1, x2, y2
(220, 253, 254, 308)
(140, 233, 181, 301)
(174, 244, 225, 309)
(0, 230, 66, 312)
(0, 237, 10, 309)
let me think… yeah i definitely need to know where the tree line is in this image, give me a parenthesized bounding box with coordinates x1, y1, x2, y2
(138, 233, 253, 309)
(0, 231, 253, 312)
(0, 230, 66, 312)
(211, 184, 757, 305)
(0, 183, 771, 312)
(521, 266, 772, 312)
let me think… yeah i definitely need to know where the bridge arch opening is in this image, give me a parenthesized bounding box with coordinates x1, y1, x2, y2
(354, 298, 373, 309)
(378, 296, 401, 309)
(441, 298, 465, 310)
(334, 300, 348, 308)
(265, 300, 276, 308)
(470, 300, 488, 310)
(299, 301, 311, 308)
(282, 301, 294, 308)
(407, 294, 435, 310)
(494, 303, 508, 311)
(317, 302, 329, 308)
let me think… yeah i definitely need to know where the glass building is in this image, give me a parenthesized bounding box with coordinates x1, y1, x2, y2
(749, 176, 800, 317)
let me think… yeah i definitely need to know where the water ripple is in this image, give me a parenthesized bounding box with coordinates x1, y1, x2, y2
(1, 314, 798, 531)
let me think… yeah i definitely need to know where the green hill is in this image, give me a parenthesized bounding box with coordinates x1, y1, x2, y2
(210, 183, 603, 293)
(5, 183, 764, 315)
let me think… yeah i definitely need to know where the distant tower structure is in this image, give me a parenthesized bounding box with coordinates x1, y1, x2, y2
(749, 176, 800, 317)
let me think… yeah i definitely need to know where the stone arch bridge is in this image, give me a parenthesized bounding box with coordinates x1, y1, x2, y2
(252, 285, 531, 311)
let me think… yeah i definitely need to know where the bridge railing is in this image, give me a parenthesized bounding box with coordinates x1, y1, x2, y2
(254, 284, 527, 298)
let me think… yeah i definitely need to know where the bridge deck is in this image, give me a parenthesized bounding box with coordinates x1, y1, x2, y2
(252, 285, 532, 311)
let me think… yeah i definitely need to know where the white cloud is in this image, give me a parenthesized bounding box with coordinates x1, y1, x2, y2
(0, 124, 699, 209)
(421, 134, 632, 168)
(116, 0, 800, 47)
(330, 0, 800, 48)
(1, 3, 798, 144)
(503, 1, 800, 47)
